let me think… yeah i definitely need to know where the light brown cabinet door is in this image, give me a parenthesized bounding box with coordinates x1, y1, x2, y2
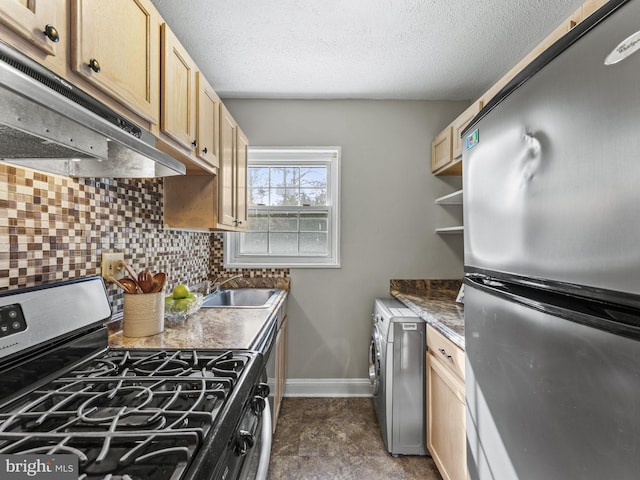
(431, 127, 454, 174)
(217, 105, 249, 231)
(196, 72, 220, 169)
(427, 352, 467, 480)
(218, 105, 237, 228)
(71, 0, 160, 123)
(235, 127, 249, 229)
(452, 101, 482, 160)
(161, 22, 197, 150)
(0, 0, 59, 56)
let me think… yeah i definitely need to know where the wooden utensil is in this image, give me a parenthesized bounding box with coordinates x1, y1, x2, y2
(151, 272, 167, 293)
(120, 261, 139, 284)
(108, 276, 135, 294)
(138, 269, 154, 293)
(119, 277, 139, 294)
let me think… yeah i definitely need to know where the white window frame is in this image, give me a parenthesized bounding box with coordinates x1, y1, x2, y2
(224, 146, 341, 268)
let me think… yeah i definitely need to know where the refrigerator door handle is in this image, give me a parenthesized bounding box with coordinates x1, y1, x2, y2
(465, 276, 640, 341)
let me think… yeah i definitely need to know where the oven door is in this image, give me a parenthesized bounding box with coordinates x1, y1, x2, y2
(212, 390, 272, 480)
(239, 398, 272, 480)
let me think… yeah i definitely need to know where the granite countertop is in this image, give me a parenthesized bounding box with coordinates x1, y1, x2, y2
(109, 289, 287, 351)
(390, 280, 465, 350)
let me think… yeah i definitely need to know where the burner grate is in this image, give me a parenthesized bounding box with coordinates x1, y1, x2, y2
(0, 349, 254, 480)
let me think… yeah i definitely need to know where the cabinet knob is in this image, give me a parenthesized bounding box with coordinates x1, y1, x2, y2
(43, 25, 60, 43)
(202, 147, 208, 154)
(191, 140, 197, 148)
(88, 58, 101, 73)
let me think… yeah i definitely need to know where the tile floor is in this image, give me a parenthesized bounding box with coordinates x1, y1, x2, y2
(268, 397, 443, 480)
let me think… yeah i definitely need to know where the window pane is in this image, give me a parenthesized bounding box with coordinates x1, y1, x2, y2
(241, 233, 268, 254)
(270, 188, 284, 206)
(300, 212, 328, 232)
(248, 210, 268, 231)
(270, 167, 284, 187)
(248, 167, 270, 187)
(283, 188, 300, 206)
(300, 167, 327, 187)
(299, 188, 326, 206)
(300, 233, 328, 255)
(270, 212, 298, 231)
(269, 233, 298, 254)
(249, 188, 268, 206)
(271, 167, 299, 187)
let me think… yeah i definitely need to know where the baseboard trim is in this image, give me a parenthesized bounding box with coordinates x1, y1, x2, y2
(284, 378, 373, 397)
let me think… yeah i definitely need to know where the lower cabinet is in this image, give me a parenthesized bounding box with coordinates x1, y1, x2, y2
(426, 325, 467, 480)
(273, 315, 288, 431)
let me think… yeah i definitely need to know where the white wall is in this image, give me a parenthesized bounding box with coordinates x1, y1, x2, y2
(224, 99, 467, 383)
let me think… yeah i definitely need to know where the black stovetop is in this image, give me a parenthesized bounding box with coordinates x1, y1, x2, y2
(0, 327, 261, 480)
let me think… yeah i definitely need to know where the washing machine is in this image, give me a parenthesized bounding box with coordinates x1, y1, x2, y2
(369, 297, 428, 456)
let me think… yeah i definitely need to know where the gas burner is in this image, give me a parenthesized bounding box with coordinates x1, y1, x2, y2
(0, 348, 259, 480)
(0, 278, 271, 480)
(70, 358, 120, 378)
(77, 386, 157, 426)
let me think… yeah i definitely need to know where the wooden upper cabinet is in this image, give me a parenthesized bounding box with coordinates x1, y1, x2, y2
(71, 0, 160, 124)
(196, 72, 221, 169)
(218, 105, 248, 231)
(161, 23, 197, 153)
(218, 105, 237, 228)
(431, 127, 454, 175)
(0, 0, 60, 57)
(235, 127, 249, 229)
(452, 101, 482, 161)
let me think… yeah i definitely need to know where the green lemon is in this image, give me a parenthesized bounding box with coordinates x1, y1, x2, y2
(174, 297, 197, 312)
(172, 284, 190, 299)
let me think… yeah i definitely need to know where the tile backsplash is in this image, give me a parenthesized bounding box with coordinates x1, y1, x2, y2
(0, 164, 288, 313)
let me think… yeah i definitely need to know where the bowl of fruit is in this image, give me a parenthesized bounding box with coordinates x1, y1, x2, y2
(164, 283, 203, 321)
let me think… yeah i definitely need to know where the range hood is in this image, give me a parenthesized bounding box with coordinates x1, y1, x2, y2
(0, 40, 185, 178)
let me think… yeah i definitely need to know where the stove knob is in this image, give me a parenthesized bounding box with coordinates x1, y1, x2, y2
(255, 382, 270, 398)
(234, 430, 255, 456)
(251, 395, 266, 414)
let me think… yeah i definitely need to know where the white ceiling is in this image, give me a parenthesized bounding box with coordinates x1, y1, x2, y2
(150, 0, 585, 101)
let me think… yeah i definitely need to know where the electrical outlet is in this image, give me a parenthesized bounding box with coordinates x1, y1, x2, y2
(101, 252, 124, 280)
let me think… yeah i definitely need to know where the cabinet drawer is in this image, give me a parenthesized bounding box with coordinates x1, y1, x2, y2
(427, 325, 464, 380)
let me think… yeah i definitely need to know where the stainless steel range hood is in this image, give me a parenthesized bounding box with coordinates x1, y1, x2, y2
(0, 40, 185, 178)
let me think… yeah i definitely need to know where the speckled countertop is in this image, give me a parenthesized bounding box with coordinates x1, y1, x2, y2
(390, 279, 465, 350)
(108, 289, 287, 351)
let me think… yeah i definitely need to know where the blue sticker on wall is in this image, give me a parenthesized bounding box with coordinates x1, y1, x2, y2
(466, 129, 479, 150)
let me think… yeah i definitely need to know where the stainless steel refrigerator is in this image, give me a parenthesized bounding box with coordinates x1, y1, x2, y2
(463, 1, 640, 479)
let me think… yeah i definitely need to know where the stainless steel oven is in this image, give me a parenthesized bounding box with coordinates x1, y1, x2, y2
(0, 277, 272, 480)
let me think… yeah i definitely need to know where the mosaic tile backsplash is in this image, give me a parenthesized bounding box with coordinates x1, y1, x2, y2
(0, 164, 288, 314)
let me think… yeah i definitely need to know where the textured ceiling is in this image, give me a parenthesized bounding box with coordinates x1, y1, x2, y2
(150, 0, 586, 100)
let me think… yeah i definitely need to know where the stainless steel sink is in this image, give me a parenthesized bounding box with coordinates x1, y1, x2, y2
(202, 288, 280, 308)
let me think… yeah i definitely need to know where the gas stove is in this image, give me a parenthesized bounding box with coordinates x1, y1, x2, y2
(0, 278, 271, 480)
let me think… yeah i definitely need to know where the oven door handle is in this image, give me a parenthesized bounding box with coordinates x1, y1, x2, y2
(255, 398, 273, 480)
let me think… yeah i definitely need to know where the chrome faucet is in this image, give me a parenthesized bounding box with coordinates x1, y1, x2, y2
(212, 274, 243, 293)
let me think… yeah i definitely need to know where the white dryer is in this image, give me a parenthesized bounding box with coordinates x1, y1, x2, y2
(369, 298, 428, 456)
